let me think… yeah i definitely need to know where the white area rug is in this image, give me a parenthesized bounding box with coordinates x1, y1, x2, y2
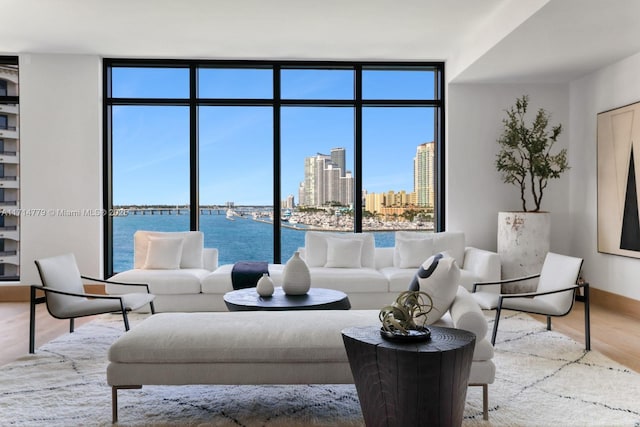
(1, 312, 639, 426)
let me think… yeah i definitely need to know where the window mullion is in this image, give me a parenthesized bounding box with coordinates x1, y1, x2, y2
(354, 66, 363, 233)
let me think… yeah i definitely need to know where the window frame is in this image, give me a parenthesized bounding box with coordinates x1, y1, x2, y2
(0, 55, 19, 281)
(103, 59, 445, 276)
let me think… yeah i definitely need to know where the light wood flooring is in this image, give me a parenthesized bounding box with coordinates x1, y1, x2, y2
(1, 301, 639, 372)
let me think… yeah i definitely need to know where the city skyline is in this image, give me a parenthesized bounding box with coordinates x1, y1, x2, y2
(297, 143, 434, 211)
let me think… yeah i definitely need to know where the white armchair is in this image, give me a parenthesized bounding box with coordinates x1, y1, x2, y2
(30, 253, 155, 353)
(474, 252, 590, 350)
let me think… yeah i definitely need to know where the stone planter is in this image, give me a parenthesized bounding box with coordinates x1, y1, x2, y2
(497, 211, 550, 293)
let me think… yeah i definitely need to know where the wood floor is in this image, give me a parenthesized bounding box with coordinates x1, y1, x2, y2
(1, 300, 639, 372)
(0, 302, 99, 366)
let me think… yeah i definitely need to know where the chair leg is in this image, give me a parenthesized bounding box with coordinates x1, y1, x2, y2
(546, 316, 551, 331)
(29, 286, 37, 354)
(122, 310, 130, 331)
(491, 304, 502, 346)
(584, 283, 591, 351)
(69, 318, 75, 333)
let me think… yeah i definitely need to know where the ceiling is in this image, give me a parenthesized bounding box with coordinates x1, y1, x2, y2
(2, 0, 640, 84)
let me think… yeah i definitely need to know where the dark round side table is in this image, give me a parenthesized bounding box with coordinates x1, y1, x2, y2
(342, 325, 475, 427)
(224, 286, 351, 311)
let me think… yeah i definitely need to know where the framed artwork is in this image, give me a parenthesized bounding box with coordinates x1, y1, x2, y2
(597, 101, 640, 258)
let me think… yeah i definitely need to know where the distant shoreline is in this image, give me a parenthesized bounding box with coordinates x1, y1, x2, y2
(252, 217, 433, 232)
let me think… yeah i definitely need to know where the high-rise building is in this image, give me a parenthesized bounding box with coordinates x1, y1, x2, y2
(340, 171, 354, 208)
(414, 142, 434, 208)
(300, 148, 352, 207)
(365, 192, 385, 214)
(0, 61, 20, 280)
(282, 194, 295, 209)
(330, 147, 346, 177)
(301, 153, 330, 206)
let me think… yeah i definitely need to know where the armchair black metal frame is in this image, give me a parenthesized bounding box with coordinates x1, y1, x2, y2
(29, 276, 155, 354)
(474, 276, 591, 351)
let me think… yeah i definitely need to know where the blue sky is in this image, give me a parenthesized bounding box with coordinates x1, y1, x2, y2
(111, 67, 435, 205)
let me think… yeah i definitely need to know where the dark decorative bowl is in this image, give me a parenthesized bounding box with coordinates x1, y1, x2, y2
(380, 327, 431, 342)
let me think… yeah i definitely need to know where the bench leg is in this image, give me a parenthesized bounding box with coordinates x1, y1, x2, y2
(112, 385, 142, 423)
(482, 384, 489, 420)
(469, 383, 489, 420)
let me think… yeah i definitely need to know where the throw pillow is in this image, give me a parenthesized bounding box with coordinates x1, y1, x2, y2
(432, 231, 465, 267)
(134, 231, 204, 269)
(324, 238, 363, 268)
(142, 237, 185, 269)
(178, 231, 205, 269)
(394, 236, 434, 268)
(410, 252, 460, 324)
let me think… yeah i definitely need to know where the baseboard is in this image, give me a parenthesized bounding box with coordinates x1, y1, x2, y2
(0, 284, 30, 302)
(0, 284, 107, 302)
(590, 287, 640, 321)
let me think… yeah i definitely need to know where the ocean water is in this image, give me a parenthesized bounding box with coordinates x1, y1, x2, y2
(113, 213, 396, 272)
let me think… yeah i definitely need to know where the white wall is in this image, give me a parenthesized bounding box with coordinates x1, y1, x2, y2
(447, 83, 571, 254)
(569, 51, 640, 301)
(18, 53, 103, 285)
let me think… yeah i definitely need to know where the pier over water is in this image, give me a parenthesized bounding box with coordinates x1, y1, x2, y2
(117, 206, 268, 216)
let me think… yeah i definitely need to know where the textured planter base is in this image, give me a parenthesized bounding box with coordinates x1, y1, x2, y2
(497, 212, 550, 293)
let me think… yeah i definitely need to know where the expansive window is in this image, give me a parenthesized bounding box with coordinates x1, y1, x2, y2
(104, 60, 444, 275)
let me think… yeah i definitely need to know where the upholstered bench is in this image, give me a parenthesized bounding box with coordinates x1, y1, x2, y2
(107, 288, 495, 422)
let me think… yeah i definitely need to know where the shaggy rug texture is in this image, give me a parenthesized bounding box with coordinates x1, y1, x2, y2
(1, 311, 639, 426)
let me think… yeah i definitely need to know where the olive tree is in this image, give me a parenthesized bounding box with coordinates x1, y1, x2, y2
(495, 95, 568, 212)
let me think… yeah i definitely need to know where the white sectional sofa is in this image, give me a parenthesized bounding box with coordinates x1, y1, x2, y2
(108, 230, 501, 312)
(204, 230, 501, 311)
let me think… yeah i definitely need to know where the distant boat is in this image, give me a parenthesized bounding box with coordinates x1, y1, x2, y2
(226, 209, 235, 221)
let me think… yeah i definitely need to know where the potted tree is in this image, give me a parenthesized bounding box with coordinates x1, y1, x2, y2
(495, 95, 569, 291)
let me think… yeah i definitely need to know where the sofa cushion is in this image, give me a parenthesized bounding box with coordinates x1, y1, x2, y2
(458, 269, 482, 292)
(142, 237, 184, 270)
(380, 267, 417, 292)
(201, 264, 284, 294)
(395, 231, 465, 267)
(305, 232, 375, 269)
(433, 231, 465, 267)
(134, 231, 204, 269)
(203, 264, 387, 294)
(109, 311, 382, 364)
(109, 268, 210, 295)
(325, 238, 363, 268)
(413, 253, 460, 324)
(307, 267, 388, 293)
(393, 236, 433, 268)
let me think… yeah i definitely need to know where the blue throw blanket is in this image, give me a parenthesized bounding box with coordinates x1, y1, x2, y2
(231, 261, 269, 290)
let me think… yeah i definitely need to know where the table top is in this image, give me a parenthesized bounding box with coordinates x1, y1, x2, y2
(224, 287, 351, 311)
(341, 325, 476, 353)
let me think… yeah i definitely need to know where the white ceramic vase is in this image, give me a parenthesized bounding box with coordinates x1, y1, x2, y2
(282, 251, 311, 295)
(256, 273, 274, 297)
